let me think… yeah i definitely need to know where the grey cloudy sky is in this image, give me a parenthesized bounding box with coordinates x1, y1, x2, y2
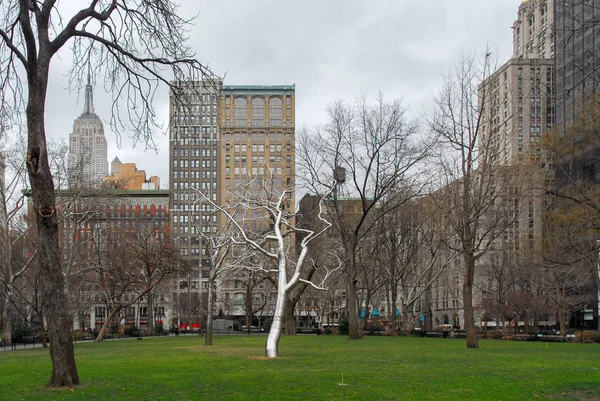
(42, 0, 521, 188)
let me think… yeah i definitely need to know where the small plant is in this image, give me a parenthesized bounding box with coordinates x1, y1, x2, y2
(338, 316, 349, 335)
(576, 330, 600, 343)
(232, 321, 242, 332)
(11, 322, 33, 343)
(124, 325, 138, 337)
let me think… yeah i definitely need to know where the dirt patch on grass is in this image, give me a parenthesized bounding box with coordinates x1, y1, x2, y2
(548, 390, 600, 401)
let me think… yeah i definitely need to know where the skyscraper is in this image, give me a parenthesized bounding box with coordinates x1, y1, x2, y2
(169, 80, 222, 325)
(554, 0, 600, 128)
(68, 71, 108, 188)
(168, 81, 296, 320)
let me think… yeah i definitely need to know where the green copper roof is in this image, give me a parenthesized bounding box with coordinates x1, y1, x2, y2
(223, 85, 295, 92)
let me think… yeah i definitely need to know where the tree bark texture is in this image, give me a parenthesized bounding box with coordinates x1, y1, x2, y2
(204, 277, 214, 346)
(463, 254, 479, 349)
(284, 297, 297, 335)
(346, 245, 361, 340)
(27, 74, 79, 386)
(3, 290, 12, 344)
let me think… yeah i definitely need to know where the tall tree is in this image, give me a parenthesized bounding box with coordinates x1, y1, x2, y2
(428, 53, 521, 348)
(0, 0, 213, 386)
(297, 92, 431, 340)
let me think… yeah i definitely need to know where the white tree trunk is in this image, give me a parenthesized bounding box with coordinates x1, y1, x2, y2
(265, 256, 287, 358)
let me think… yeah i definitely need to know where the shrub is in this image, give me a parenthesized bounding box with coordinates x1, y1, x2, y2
(576, 330, 600, 343)
(11, 323, 33, 343)
(232, 321, 242, 332)
(338, 316, 349, 335)
(124, 325, 138, 337)
(324, 328, 333, 335)
(154, 325, 165, 335)
(366, 323, 384, 336)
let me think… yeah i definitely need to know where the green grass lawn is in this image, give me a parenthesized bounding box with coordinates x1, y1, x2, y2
(1, 335, 599, 401)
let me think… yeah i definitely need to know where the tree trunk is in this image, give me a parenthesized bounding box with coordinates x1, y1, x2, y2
(347, 277, 360, 339)
(346, 245, 360, 340)
(95, 306, 121, 342)
(3, 290, 12, 345)
(27, 72, 79, 387)
(205, 276, 214, 346)
(463, 253, 479, 348)
(245, 284, 253, 335)
(284, 296, 296, 335)
(147, 291, 154, 335)
(265, 255, 286, 358)
(39, 316, 48, 348)
(390, 286, 398, 336)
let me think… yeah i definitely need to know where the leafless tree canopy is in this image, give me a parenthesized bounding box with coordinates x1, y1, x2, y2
(0, 0, 217, 148)
(0, 0, 215, 387)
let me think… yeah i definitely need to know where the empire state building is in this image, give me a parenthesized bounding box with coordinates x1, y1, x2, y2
(68, 73, 108, 188)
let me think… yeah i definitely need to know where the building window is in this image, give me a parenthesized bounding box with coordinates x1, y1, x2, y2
(234, 97, 247, 126)
(269, 97, 282, 126)
(251, 97, 265, 126)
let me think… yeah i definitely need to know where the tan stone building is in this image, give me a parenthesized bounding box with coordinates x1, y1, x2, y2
(168, 82, 296, 322)
(512, 0, 554, 59)
(104, 157, 160, 190)
(217, 85, 296, 317)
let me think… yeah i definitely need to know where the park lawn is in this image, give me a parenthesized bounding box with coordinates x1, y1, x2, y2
(0, 336, 599, 401)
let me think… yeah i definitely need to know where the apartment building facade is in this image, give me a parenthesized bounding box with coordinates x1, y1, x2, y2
(168, 82, 296, 323)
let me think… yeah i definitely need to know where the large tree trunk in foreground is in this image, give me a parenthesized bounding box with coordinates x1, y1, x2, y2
(463, 254, 479, 349)
(27, 72, 79, 387)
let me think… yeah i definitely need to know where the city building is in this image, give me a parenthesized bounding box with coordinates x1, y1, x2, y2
(169, 80, 222, 326)
(512, 0, 555, 59)
(168, 82, 296, 323)
(104, 157, 160, 190)
(68, 71, 108, 188)
(554, 0, 600, 128)
(217, 85, 296, 318)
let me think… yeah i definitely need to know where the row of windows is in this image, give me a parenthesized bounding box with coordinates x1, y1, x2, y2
(173, 170, 217, 179)
(173, 158, 216, 168)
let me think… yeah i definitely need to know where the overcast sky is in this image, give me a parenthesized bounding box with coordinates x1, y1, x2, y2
(42, 0, 522, 188)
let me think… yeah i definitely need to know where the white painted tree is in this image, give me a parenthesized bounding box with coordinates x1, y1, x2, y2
(197, 183, 337, 358)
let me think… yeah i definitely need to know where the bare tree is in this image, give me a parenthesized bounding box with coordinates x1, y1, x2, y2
(375, 197, 455, 335)
(297, 92, 431, 340)
(0, 142, 32, 344)
(427, 52, 523, 348)
(93, 217, 181, 342)
(0, 0, 215, 386)
(197, 182, 336, 358)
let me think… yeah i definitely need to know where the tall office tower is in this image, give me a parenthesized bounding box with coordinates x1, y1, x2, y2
(477, 1, 556, 252)
(479, 58, 554, 166)
(512, 0, 555, 59)
(554, 0, 600, 128)
(217, 85, 295, 316)
(169, 80, 222, 325)
(68, 73, 108, 188)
